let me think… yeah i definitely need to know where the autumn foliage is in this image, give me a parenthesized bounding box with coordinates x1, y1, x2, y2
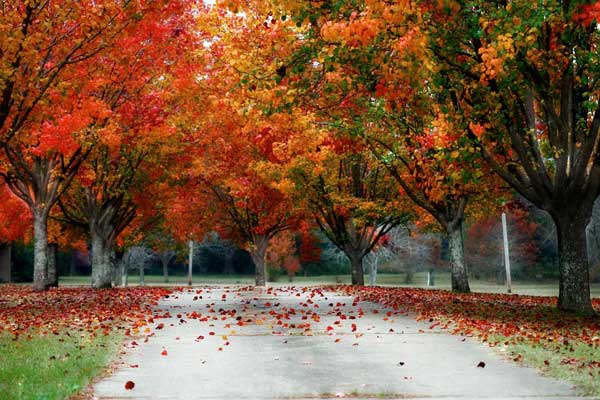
(340, 285, 600, 363)
(0, 285, 172, 342)
(0, 184, 30, 243)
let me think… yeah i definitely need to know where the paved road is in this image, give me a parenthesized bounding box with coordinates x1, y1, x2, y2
(94, 286, 587, 400)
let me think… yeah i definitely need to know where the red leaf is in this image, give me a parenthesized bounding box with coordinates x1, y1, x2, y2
(125, 381, 135, 390)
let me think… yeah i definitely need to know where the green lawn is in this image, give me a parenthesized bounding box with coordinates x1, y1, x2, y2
(58, 272, 600, 297)
(0, 331, 122, 400)
(494, 336, 600, 397)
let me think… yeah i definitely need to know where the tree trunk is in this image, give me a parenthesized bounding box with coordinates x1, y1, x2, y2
(139, 265, 145, 286)
(448, 222, 470, 293)
(32, 213, 49, 291)
(162, 259, 169, 283)
(47, 243, 58, 287)
(111, 251, 123, 287)
(404, 270, 414, 284)
(251, 235, 268, 286)
(349, 252, 365, 286)
(110, 251, 121, 286)
(0, 244, 11, 283)
(69, 249, 77, 276)
(369, 260, 378, 286)
(91, 231, 112, 288)
(555, 217, 594, 315)
(428, 268, 435, 286)
(496, 265, 505, 285)
(252, 251, 267, 286)
(224, 248, 234, 275)
(188, 240, 193, 286)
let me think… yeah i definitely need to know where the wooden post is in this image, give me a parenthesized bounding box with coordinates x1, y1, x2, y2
(501, 212, 512, 293)
(188, 240, 194, 286)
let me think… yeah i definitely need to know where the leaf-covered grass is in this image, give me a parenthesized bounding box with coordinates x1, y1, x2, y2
(339, 285, 600, 397)
(494, 335, 600, 397)
(0, 284, 173, 399)
(0, 331, 122, 400)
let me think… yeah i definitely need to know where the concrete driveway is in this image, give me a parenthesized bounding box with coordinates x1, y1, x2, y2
(93, 286, 587, 400)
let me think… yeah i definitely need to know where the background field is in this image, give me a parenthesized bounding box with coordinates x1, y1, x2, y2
(58, 272, 600, 297)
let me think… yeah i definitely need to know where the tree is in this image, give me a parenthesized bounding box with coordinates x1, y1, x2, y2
(0, 183, 31, 243)
(166, 101, 300, 286)
(586, 197, 600, 281)
(1, 112, 94, 290)
(172, 175, 294, 286)
(144, 227, 179, 283)
(0, 1, 135, 145)
(465, 202, 539, 283)
(266, 230, 300, 281)
(55, 0, 197, 288)
(0, 0, 193, 291)
(425, 0, 600, 313)
(122, 246, 156, 286)
(165, 2, 308, 286)
(0, 183, 31, 283)
(287, 138, 408, 285)
(275, 0, 500, 292)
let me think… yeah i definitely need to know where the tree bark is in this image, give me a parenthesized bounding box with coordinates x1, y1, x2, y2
(251, 235, 269, 286)
(111, 251, 123, 287)
(0, 244, 11, 283)
(162, 259, 169, 283)
(448, 222, 470, 293)
(369, 260, 378, 286)
(428, 268, 435, 286)
(139, 263, 145, 286)
(349, 252, 365, 286)
(47, 243, 58, 287)
(69, 249, 77, 276)
(496, 265, 505, 285)
(555, 216, 594, 315)
(32, 213, 49, 291)
(224, 248, 234, 275)
(91, 230, 112, 288)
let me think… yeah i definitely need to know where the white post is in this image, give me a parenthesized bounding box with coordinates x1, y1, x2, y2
(501, 212, 512, 293)
(188, 240, 194, 286)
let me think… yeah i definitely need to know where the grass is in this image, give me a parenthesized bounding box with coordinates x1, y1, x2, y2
(492, 334, 600, 397)
(0, 285, 168, 399)
(0, 331, 122, 400)
(59, 272, 600, 297)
